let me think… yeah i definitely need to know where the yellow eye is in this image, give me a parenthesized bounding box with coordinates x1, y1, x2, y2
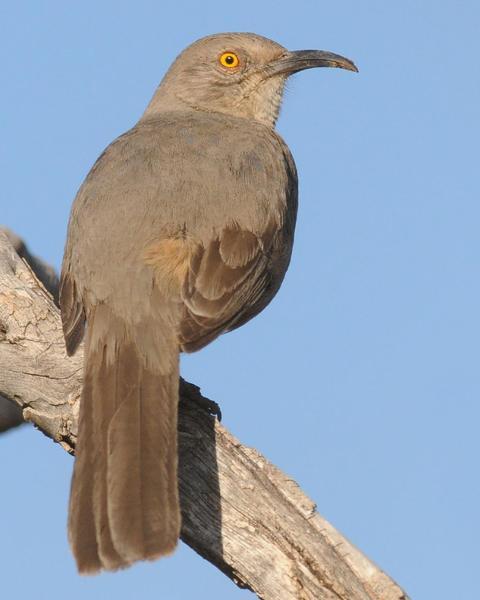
(219, 52, 240, 69)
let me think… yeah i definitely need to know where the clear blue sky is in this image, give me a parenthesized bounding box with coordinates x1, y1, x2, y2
(1, 1, 479, 598)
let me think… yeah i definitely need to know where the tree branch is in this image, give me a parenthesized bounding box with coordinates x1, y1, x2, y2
(0, 229, 409, 600)
(0, 227, 60, 431)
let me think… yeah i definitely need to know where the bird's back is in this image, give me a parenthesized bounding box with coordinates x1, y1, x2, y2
(62, 110, 298, 330)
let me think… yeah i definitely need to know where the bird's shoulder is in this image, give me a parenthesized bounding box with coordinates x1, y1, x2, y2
(123, 111, 296, 171)
(71, 110, 295, 226)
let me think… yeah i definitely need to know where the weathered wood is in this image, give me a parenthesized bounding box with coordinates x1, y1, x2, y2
(0, 229, 409, 600)
(0, 227, 61, 431)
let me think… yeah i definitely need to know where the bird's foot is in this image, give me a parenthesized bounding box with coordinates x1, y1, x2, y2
(179, 378, 222, 421)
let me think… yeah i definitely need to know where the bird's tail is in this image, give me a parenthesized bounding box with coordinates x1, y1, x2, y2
(68, 305, 180, 574)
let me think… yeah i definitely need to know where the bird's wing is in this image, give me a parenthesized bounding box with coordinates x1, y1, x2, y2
(177, 219, 282, 352)
(142, 222, 277, 352)
(59, 260, 86, 356)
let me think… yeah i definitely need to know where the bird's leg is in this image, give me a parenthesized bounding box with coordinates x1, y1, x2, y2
(179, 377, 222, 421)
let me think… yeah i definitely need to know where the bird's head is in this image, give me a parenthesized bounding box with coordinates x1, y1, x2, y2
(143, 32, 357, 128)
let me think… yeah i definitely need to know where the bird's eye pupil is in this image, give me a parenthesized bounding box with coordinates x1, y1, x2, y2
(225, 55, 234, 64)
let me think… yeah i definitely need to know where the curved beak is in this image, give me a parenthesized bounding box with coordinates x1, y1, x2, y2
(267, 49, 358, 77)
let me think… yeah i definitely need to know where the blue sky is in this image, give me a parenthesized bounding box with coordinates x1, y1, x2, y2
(1, 1, 479, 598)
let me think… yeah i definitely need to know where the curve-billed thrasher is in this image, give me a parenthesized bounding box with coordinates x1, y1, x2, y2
(60, 32, 357, 574)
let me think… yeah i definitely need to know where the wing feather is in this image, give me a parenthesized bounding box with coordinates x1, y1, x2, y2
(59, 268, 86, 356)
(179, 224, 276, 352)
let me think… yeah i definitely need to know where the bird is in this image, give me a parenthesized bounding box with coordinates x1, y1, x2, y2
(60, 32, 357, 574)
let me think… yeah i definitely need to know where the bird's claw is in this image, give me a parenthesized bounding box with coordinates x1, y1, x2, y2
(179, 378, 222, 421)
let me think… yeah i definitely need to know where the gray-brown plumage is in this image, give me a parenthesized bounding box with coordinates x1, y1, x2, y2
(60, 32, 357, 574)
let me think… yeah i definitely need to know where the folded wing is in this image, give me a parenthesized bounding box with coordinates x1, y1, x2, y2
(179, 221, 279, 352)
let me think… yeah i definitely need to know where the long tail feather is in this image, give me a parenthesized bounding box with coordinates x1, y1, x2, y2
(68, 307, 180, 573)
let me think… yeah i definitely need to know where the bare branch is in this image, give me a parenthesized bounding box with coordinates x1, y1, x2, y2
(0, 227, 61, 431)
(0, 229, 409, 600)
